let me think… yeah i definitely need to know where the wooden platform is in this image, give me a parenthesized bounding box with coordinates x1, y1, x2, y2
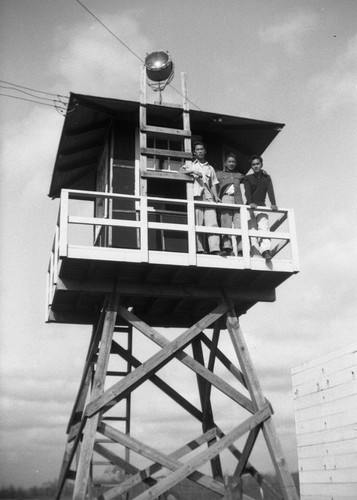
(46, 190, 299, 327)
(47, 251, 296, 327)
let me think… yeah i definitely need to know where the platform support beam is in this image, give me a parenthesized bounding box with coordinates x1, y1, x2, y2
(73, 292, 120, 500)
(226, 299, 299, 500)
(55, 295, 299, 500)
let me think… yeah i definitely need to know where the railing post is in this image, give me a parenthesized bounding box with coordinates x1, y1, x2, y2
(240, 205, 251, 269)
(187, 184, 196, 265)
(140, 196, 149, 262)
(287, 209, 299, 272)
(54, 224, 59, 285)
(59, 190, 69, 257)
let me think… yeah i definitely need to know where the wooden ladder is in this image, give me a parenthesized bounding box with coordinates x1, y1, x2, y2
(139, 68, 193, 195)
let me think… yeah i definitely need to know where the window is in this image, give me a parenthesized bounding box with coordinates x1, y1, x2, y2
(147, 137, 184, 172)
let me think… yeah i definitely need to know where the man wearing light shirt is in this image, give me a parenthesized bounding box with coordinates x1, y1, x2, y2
(180, 141, 221, 254)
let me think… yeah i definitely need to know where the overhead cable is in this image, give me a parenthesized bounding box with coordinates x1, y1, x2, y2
(0, 93, 70, 115)
(0, 79, 69, 99)
(74, 0, 201, 110)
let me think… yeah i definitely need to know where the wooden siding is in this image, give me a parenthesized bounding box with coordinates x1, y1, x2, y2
(292, 343, 357, 500)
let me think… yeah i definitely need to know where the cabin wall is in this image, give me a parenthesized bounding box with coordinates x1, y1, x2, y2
(93, 118, 248, 253)
(292, 343, 357, 499)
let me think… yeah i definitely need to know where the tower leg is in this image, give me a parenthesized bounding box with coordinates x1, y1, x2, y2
(73, 292, 120, 500)
(192, 328, 223, 480)
(55, 296, 299, 500)
(225, 301, 299, 500)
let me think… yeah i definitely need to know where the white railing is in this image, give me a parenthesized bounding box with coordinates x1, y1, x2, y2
(46, 189, 299, 313)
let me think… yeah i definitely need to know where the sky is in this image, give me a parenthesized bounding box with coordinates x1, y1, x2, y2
(1, 0, 357, 490)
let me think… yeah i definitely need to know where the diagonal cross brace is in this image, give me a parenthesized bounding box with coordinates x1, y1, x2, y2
(133, 405, 272, 500)
(85, 302, 228, 417)
(97, 426, 224, 500)
(106, 304, 254, 414)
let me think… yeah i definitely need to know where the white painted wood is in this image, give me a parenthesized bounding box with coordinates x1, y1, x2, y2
(299, 496, 356, 500)
(297, 438, 357, 459)
(59, 189, 69, 257)
(240, 205, 251, 269)
(294, 379, 357, 411)
(293, 365, 357, 399)
(296, 424, 357, 447)
(300, 468, 357, 484)
(54, 189, 299, 272)
(295, 405, 357, 434)
(287, 208, 300, 271)
(187, 191, 197, 265)
(140, 195, 148, 262)
(300, 482, 357, 496)
(298, 452, 357, 472)
(292, 344, 357, 500)
(292, 345, 357, 379)
(68, 215, 141, 228)
(65, 245, 296, 272)
(295, 394, 357, 423)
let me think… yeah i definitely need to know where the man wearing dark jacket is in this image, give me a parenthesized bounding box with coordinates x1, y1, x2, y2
(244, 155, 278, 260)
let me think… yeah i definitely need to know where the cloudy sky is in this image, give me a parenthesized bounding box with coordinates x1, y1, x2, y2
(1, 0, 356, 489)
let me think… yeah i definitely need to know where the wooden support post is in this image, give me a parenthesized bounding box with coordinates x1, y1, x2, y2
(192, 334, 223, 480)
(55, 307, 110, 500)
(55, 294, 297, 500)
(85, 302, 229, 417)
(72, 292, 120, 500)
(225, 300, 299, 500)
(133, 406, 271, 500)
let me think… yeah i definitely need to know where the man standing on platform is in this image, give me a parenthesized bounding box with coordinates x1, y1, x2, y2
(216, 153, 244, 256)
(180, 141, 221, 254)
(244, 154, 278, 260)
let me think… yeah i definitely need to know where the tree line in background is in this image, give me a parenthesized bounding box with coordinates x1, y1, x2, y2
(0, 472, 299, 499)
(0, 481, 72, 499)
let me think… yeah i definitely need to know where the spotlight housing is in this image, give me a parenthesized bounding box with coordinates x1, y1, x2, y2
(145, 50, 174, 82)
(144, 50, 174, 102)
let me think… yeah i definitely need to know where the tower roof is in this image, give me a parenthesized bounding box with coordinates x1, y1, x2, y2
(48, 92, 284, 198)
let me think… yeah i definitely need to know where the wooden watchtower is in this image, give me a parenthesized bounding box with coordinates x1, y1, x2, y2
(47, 68, 300, 499)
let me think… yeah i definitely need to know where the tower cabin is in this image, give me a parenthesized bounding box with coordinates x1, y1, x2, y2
(46, 87, 299, 328)
(47, 69, 300, 500)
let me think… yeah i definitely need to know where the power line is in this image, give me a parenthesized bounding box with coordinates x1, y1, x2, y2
(0, 93, 71, 115)
(0, 80, 71, 114)
(75, 0, 144, 64)
(0, 85, 66, 104)
(74, 0, 202, 110)
(0, 80, 69, 100)
(0, 93, 66, 109)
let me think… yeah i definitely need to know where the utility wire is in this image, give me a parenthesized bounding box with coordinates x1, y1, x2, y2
(0, 93, 67, 109)
(75, 0, 144, 64)
(74, 0, 202, 110)
(0, 80, 69, 100)
(0, 85, 66, 103)
(0, 80, 70, 114)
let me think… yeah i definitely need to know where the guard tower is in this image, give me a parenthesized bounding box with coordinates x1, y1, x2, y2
(47, 54, 300, 500)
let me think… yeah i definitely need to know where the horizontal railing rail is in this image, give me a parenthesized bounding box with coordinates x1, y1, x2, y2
(46, 189, 299, 311)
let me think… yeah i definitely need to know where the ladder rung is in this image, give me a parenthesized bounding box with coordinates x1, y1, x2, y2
(94, 482, 121, 487)
(106, 371, 130, 377)
(101, 416, 128, 422)
(141, 147, 192, 159)
(141, 125, 191, 138)
(95, 438, 114, 443)
(114, 326, 131, 332)
(147, 100, 186, 110)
